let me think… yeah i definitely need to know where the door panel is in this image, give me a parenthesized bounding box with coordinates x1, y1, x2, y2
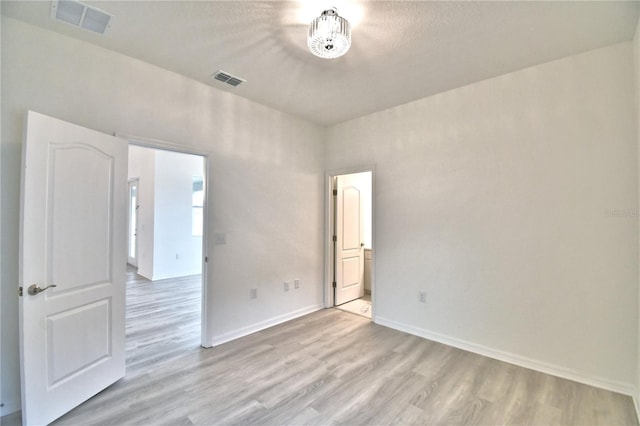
(335, 174, 365, 305)
(341, 256, 361, 289)
(20, 111, 127, 425)
(49, 145, 113, 288)
(47, 299, 111, 384)
(342, 186, 361, 250)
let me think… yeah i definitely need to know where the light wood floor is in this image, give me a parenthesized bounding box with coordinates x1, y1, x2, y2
(5, 268, 638, 425)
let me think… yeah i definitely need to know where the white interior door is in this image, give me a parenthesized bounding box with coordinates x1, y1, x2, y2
(19, 111, 127, 425)
(334, 174, 365, 305)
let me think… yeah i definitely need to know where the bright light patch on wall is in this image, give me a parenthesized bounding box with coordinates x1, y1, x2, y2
(50, 0, 113, 35)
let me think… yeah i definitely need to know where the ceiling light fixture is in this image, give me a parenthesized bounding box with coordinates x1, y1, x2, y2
(307, 8, 351, 59)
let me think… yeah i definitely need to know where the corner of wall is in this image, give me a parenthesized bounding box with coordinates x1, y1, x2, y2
(0, 9, 5, 417)
(0, 16, 21, 417)
(376, 316, 637, 398)
(210, 304, 324, 347)
(634, 12, 640, 423)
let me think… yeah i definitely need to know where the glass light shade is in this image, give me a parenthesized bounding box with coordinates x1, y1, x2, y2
(308, 8, 351, 59)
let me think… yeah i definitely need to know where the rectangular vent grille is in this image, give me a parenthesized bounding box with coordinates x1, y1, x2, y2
(51, 0, 113, 35)
(211, 71, 245, 87)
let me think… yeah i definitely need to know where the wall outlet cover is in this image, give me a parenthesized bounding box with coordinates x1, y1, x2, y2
(214, 232, 227, 245)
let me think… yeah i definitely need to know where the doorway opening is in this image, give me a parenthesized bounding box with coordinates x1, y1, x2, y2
(326, 169, 374, 320)
(125, 143, 209, 371)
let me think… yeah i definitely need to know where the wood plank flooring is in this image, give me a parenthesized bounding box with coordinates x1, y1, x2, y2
(6, 268, 638, 425)
(123, 267, 202, 378)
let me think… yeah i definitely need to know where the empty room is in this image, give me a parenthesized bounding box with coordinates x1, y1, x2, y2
(2, 1, 640, 425)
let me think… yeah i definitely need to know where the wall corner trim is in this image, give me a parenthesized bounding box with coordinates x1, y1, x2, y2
(375, 316, 636, 398)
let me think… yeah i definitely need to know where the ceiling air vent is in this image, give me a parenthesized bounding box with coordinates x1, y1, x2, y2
(211, 71, 245, 87)
(50, 0, 113, 35)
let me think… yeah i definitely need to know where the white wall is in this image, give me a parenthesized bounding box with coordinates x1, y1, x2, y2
(634, 14, 640, 413)
(327, 43, 638, 393)
(153, 149, 203, 280)
(0, 12, 5, 417)
(129, 146, 204, 280)
(1, 17, 325, 415)
(128, 145, 155, 279)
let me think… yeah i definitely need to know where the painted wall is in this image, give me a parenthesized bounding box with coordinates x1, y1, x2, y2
(0, 12, 5, 418)
(0, 17, 325, 415)
(129, 146, 204, 280)
(327, 43, 638, 392)
(128, 146, 155, 279)
(634, 15, 640, 413)
(152, 149, 204, 280)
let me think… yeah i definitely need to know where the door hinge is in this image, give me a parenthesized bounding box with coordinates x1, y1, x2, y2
(332, 282, 337, 288)
(332, 235, 337, 242)
(333, 189, 337, 196)
(18, 286, 23, 297)
(205, 256, 208, 262)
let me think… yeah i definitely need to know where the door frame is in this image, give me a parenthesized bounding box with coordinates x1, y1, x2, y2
(324, 166, 376, 319)
(121, 134, 212, 348)
(127, 178, 139, 266)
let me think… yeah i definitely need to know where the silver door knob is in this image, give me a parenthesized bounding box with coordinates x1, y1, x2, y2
(28, 284, 57, 295)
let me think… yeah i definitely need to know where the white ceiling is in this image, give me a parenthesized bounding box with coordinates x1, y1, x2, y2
(2, 1, 639, 126)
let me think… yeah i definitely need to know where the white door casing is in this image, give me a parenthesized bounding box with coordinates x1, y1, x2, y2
(19, 111, 127, 425)
(334, 174, 365, 305)
(127, 179, 139, 266)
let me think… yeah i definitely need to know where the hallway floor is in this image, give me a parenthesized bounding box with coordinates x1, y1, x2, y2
(335, 294, 372, 319)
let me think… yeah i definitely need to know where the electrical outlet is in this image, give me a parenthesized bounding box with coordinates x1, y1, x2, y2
(250, 288, 257, 299)
(419, 291, 427, 303)
(284, 281, 290, 292)
(294, 279, 300, 289)
(214, 232, 227, 245)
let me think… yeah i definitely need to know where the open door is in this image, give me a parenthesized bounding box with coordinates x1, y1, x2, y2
(334, 174, 365, 305)
(19, 111, 127, 425)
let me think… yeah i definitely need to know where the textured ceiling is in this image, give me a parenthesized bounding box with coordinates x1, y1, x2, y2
(2, 1, 639, 126)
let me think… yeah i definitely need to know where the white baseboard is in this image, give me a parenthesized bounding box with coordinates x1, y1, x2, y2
(134, 270, 199, 281)
(136, 270, 153, 280)
(1, 398, 20, 417)
(148, 272, 201, 281)
(210, 304, 324, 347)
(375, 316, 636, 397)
